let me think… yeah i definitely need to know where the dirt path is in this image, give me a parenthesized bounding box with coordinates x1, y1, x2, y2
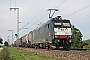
(0, 48, 3, 52)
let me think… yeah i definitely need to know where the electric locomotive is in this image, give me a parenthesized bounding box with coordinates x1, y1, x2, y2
(51, 16, 74, 49)
(32, 16, 74, 49)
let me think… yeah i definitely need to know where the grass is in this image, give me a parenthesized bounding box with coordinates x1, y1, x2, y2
(1, 46, 61, 60)
(63, 52, 67, 57)
(0, 47, 10, 60)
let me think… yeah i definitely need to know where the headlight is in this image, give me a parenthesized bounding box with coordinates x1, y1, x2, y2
(68, 36, 71, 38)
(69, 39, 74, 43)
(57, 40, 60, 42)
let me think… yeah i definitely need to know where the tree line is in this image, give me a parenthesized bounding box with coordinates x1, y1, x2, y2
(71, 25, 90, 49)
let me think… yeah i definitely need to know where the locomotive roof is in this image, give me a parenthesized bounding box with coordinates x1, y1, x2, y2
(33, 19, 70, 31)
(53, 19, 70, 22)
(46, 19, 70, 24)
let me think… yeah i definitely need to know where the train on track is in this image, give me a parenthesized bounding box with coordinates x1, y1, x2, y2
(14, 16, 74, 49)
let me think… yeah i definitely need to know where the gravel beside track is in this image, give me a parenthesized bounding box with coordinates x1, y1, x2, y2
(20, 48, 90, 60)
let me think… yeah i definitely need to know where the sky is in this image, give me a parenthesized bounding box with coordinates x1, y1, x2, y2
(0, 0, 90, 44)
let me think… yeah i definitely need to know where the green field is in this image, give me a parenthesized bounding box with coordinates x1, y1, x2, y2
(0, 47, 61, 60)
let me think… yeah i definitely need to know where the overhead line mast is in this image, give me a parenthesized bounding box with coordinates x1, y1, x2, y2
(9, 8, 19, 39)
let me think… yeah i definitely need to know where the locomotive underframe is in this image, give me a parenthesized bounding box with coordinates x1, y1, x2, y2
(52, 38, 72, 49)
(31, 37, 73, 49)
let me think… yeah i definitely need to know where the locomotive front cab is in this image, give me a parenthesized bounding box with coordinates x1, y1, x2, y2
(52, 17, 74, 48)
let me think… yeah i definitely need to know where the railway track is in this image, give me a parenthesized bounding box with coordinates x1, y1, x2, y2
(54, 48, 88, 51)
(19, 47, 90, 60)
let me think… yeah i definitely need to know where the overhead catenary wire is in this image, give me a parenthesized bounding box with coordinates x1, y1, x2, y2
(9, 0, 11, 29)
(9, 0, 17, 29)
(25, 0, 52, 30)
(25, 0, 90, 37)
(39, 0, 67, 19)
(55, 0, 67, 8)
(15, 0, 16, 7)
(69, 6, 90, 21)
(19, 22, 29, 30)
(64, 4, 90, 18)
(72, 15, 90, 22)
(10, 0, 11, 7)
(30, 0, 40, 8)
(38, 0, 67, 21)
(61, 0, 76, 10)
(27, 0, 67, 30)
(56, 0, 90, 24)
(23, 0, 90, 32)
(28, 13, 48, 29)
(71, 7, 90, 22)
(58, 0, 77, 14)
(20, 0, 52, 35)
(28, 0, 51, 23)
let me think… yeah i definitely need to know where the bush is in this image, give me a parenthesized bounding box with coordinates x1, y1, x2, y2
(0, 47, 10, 60)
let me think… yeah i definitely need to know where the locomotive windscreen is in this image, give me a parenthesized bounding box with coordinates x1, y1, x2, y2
(54, 20, 71, 28)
